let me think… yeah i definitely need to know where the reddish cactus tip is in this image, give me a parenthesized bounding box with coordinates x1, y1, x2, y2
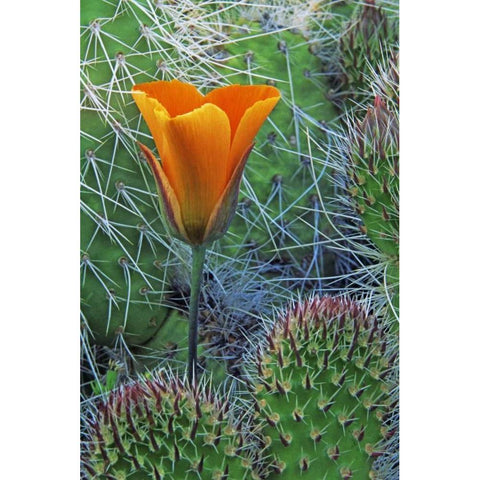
(300, 457, 309, 471)
(365, 443, 383, 458)
(279, 432, 292, 447)
(340, 466, 353, 479)
(374, 94, 384, 108)
(328, 445, 340, 461)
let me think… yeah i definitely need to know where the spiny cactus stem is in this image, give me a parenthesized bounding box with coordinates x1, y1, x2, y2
(187, 244, 207, 384)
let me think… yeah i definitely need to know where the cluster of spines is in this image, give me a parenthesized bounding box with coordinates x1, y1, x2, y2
(81, 372, 267, 479)
(371, 49, 399, 110)
(251, 296, 395, 479)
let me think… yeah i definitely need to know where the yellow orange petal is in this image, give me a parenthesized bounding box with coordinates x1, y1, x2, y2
(132, 80, 205, 117)
(228, 94, 280, 173)
(205, 85, 280, 143)
(132, 90, 169, 154)
(137, 143, 188, 241)
(203, 143, 254, 244)
(154, 103, 231, 245)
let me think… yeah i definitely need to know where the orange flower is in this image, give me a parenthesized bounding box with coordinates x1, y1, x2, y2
(132, 80, 280, 246)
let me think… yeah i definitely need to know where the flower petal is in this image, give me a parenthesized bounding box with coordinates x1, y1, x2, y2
(131, 90, 169, 154)
(203, 143, 254, 244)
(132, 80, 205, 117)
(228, 94, 280, 173)
(137, 143, 188, 241)
(154, 103, 231, 245)
(205, 84, 280, 142)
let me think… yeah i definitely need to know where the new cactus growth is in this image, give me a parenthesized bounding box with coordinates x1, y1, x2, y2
(341, 93, 399, 313)
(327, 0, 398, 111)
(250, 296, 395, 479)
(81, 372, 268, 479)
(347, 96, 398, 259)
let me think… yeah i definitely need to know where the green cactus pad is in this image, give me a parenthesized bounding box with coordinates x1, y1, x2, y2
(346, 95, 399, 303)
(251, 296, 395, 479)
(347, 96, 398, 256)
(215, 23, 340, 263)
(81, 372, 268, 479)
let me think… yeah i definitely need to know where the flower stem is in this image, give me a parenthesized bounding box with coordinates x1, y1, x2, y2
(187, 244, 207, 384)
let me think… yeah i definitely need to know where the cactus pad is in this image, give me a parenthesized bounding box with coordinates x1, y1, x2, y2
(251, 296, 396, 479)
(81, 372, 268, 479)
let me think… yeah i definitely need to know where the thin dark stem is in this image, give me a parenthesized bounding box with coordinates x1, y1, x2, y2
(187, 244, 207, 385)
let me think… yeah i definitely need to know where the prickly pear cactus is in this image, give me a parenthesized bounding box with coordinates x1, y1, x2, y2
(331, 91, 399, 316)
(250, 296, 396, 479)
(347, 96, 398, 259)
(81, 372, 268, 479)
(327, 0, 399, 110)
(80, 0, 180, 347)
(322, 1, 400, 317)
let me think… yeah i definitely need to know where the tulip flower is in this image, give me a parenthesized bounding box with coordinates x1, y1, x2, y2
(131, 80, 280, 382)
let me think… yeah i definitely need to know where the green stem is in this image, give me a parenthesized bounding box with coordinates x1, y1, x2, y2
(187, 244, 207, 384)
